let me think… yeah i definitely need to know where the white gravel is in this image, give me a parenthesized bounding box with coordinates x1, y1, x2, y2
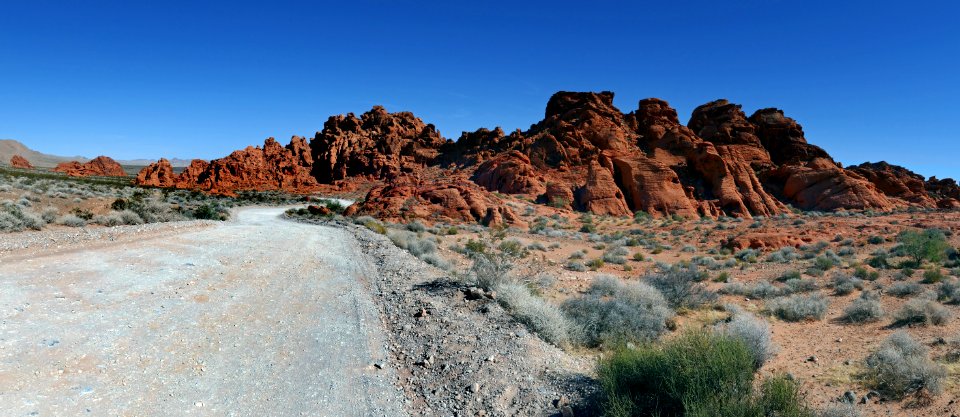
(0, 207, 406, 416)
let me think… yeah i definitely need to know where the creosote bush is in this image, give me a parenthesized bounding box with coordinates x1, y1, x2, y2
(562, 275, 673, 348)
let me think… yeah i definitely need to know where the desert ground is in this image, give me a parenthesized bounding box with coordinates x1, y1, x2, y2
(3, 167, 960, 417)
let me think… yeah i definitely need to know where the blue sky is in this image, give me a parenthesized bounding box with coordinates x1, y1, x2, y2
(1, 1, 957, 179)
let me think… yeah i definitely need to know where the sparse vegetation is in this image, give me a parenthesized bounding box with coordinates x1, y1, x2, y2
(841, 291, 884, 323)
(860, 331, 945, 400)
(562, 275, 674, 347)
(767, 294, 829, 322)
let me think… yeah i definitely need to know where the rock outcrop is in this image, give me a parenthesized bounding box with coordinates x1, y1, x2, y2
(135, 137, 316, 194)
(53, 156, 126, 177)
(848, 161, 936, 206)
(10, 155, 32, 169)
(132, 90, 958, 223)
(310, 106, 446, 183)
(354, 173, 519, 226)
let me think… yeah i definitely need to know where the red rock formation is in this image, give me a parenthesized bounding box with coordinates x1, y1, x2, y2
(747, 109, 894, 211)
(848, 161, 936, 206)
(9, 155, 32, 169)
(53, 156, 127, 177)
(355, 173, 519, 226)
(310, 106, 447, 183)
(764, 158, 894, 211)
(135, 158, 177, 187)
(472, 151, 546, 195)
(724, 233, 809, 251)
(134, 137, 316, 194)
(130, 90, 959, 223)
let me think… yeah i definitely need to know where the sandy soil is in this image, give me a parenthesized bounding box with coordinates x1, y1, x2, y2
(0, 207, 405, 416)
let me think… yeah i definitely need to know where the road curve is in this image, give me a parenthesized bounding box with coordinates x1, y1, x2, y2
(0, 207, 406, 416)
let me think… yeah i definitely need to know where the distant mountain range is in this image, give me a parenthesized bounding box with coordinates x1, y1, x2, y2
(0, 139, 193, 168)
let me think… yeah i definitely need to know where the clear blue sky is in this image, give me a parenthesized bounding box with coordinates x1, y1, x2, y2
(1, 1, 957, 179)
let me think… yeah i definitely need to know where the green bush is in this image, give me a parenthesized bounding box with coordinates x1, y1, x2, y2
(597, 331, 813, 417)
(897, 229, 950, 266)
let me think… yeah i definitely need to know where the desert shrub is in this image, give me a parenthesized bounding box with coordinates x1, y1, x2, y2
(735, 248, 760, 263)
(568, 250, 586, 260)
(420, 253, 451, 270)
(597, 331, 813, 417)
(767, 247, 798, 263)
(643, 266, 716, 309)
(767, 294, 829, 322)
(388, 230, 437, 256)
(527, 242, 546, 252)
(867, 251, 891, 269)
(562, 275, 674, 347)
(819, 405, 861, 417)
(715, 310, 776, 369)
(364, 220, 386, 234)
(937, 280, 960, 304)
(0, 201, 44, 232)
(603, 246, 629, 264)
(777, 270, 803, 282)
(893, 296, 950, 326)
(566, 260, 587, 272)
(831, 274, 863, 296)
(495, 282, 570, 346)
(40, 206, 58, 223)
(922, 268, 945, 284)
(721, 281, 784, 299)
(497, 239, 527, 258)
(586, 258, 605, 270)
(853, 266, 879, 281)
(887, 282, 922, 298)
(191, 203, 229, 220)
(867, 235, 884, 245)
(406, 220, 426, 232)
(57, 214, 86, 227)
(813, 254, 838, 271)
(842, 291, 884, 323)
(897, 228, 950, 266)
(861, 331, 946, 400)
(784, 278, 818, 294)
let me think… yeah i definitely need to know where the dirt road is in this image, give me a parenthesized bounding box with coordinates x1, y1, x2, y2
(0, 207, 406, 416)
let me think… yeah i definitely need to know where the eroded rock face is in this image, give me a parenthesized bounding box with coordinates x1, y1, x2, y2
(355, 173, 519, 226)
(310, 106, 447, 183)
(134, 137, 316, 194)
(131, 90, 958, 222)
(135, 158, 177, 187)
(10, 155, 32, 169)
(472, 151, 546, 195)
(849, 161, 936, 206)
(764, 158, 894, 211)
(54, 156, 126, 177)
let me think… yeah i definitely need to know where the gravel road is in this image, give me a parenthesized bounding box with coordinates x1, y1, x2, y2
(0, 207, 405, 416)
